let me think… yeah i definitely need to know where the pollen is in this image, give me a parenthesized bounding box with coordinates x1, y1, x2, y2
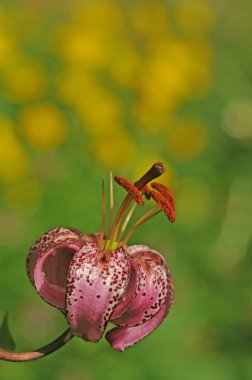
(151, 182, 175, 210)
(114, 176, 144, 206)
(142, 187, 175, 223)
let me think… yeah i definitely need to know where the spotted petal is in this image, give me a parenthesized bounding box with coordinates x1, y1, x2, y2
(66, 241, 130, 342)
(26, 227, 91, 310)
(110, 257, 138, 320)
(111, 245, 170, 327)
(106, 267, 174, 351)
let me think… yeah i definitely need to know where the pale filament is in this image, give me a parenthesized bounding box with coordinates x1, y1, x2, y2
(106, 170, 114, 239)
(118, 202, 138, 243)
(123, 206, 161, 245)
(98, 176, 106, 249)
(108, 163, 165, 248)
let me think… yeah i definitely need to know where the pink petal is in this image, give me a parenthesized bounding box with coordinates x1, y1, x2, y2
(26, 227, 90, 310)
(111, 246, 170, 327)
(66, 241, 130, 342)
(110, 258, 138, 320)
(106, 269, 174, 351)
(126, 244, 152, 255)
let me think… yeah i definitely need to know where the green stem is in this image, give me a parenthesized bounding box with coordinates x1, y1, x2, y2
(0, 328, 73, 362)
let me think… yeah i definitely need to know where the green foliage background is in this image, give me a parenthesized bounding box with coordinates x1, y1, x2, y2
(0, 0, 252, 379)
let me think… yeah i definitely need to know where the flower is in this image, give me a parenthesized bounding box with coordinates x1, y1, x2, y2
(0, 163, 175, 361)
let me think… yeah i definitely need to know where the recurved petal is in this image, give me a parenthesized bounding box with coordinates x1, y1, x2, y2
(66, 241, 130, 342)
(126, 244, 152, 255)
(106, 268, 174, 351)
(26, 227, 91, 310)
(111, 246, 170, 327)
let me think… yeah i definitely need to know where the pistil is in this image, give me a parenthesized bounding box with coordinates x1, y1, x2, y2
(107, 163, 165, 249)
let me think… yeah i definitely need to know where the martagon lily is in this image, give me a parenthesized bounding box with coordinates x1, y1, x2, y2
(0, 162, 175, 362)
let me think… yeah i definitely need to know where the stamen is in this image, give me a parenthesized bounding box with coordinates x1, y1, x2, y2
(106, 171, 114, 238)
(151, 182, 175, 210)
(146, 190, 175, 223)
(118, 202, 138, 243)
(108, 162, 166, 248)
(114, 176, 144, 206)
(98, 176, 106, 249)
(123, 206, 161, 245)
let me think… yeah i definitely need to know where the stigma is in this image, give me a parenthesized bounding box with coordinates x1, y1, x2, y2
(99, 162, 176, 251)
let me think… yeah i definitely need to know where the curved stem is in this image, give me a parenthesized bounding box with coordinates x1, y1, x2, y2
(0, 328, 73, 362)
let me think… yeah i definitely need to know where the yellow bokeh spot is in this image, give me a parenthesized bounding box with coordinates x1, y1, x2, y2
(71, 1, 124, 32)
(57, 70, 122, 136)
(55, 2, 126, 69)
(57, 26, 109, 69)
(138, 38, 212, 109)
(90, 131, 136, 169)
(167, 120, 208, 161)
(0, 117, 28, 182)
(20, 104, 66, 150)
(3, 59, 45, 102)
(63, 30, 106, 67)
(176, 40, 212, 96)
(130, 1, 170, 40)
(108, 42, 142, 89)
(0, 29, 16, 67)
(78, 87, 123, 137)
(4, 179, 41, 213)
(0, 9, 17, 66)
(176, 180, 211, 227)
(174, 1, 214, 36)
(56, 69, 97, 107)
(135, 100, 175, 134)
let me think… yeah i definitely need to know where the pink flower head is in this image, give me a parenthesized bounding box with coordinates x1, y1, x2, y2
(0, 163, 175, 362)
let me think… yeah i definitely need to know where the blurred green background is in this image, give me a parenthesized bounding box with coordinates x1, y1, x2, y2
(0, 0, 252, 379)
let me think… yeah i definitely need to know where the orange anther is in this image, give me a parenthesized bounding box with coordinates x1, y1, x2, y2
(151, 182, 175, 210)
(114, 176, 144, 206)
